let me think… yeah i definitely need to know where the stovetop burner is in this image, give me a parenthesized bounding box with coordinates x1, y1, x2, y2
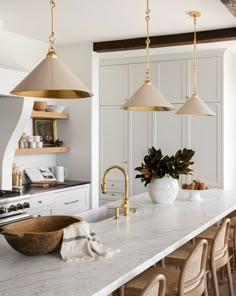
(0, 190, 21, 198)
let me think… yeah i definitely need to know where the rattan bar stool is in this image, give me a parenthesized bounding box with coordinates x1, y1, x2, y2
(118, 273, 166, 296)
(166, 218, 234, 296)
(120, 239, 208, 296)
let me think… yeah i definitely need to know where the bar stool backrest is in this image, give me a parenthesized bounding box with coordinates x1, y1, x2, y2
(211, 218, 231, 269)
(142, 274, 166, 296)
(179, 239, 208, 296)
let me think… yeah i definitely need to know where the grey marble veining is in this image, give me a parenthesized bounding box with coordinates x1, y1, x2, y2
(0, 189, 236, 296)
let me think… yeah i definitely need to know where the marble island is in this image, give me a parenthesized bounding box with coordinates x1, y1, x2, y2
(1, 189, 236, 296)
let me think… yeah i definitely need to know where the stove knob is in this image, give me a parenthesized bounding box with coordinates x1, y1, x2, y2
(16, 203, 23, 210)
(0, 207, 6, 214)
(8, 205, 17, 212)
(23, 202, 30, 209)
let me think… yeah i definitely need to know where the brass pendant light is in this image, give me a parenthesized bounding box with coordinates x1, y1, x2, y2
(121, 0, 174, 111)
(176, 11, 215, 116)
(10, 0, 93, 99)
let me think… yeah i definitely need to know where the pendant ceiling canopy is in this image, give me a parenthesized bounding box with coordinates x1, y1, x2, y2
(176, 11, 215, 116)
(10, 0, 93, 99)
(121, 0, 174, 112)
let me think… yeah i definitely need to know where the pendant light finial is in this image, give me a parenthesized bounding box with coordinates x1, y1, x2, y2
(176, 11, 215, 116)
(10, 0, 93, 99)
(121, 0, 174, 111)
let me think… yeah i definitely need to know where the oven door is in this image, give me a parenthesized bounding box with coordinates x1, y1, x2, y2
(0, 212, 33, 226)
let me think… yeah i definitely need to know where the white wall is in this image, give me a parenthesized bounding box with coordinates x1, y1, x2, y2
(0, 30, 58, 177)
(56, 43, 99, 208)
(0, 29, 48, 72)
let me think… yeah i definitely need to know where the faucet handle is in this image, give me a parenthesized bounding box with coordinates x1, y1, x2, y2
(101, 184, 106, 194)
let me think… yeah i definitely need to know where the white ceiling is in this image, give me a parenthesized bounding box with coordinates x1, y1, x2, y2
(0, 0, 236, 45)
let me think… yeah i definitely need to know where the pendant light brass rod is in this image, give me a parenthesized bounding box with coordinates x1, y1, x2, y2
(145, 0, 151, 80)
(193, 14, 197, 95)
(49, 0, 56, 52)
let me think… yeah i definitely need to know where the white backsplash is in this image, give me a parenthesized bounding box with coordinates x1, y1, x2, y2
(14, 154, 56, 171)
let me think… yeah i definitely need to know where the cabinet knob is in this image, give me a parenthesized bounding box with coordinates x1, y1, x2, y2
(124, 161, 128, 164)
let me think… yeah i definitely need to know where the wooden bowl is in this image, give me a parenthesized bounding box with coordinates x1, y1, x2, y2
(0, 216, 81, 256)
(33, 101, 47, 111)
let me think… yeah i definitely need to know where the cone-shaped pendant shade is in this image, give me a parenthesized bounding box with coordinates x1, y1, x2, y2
(176, 93, 215, 116)
(10, 52, 93, 99)
(121, 80, 175, 111)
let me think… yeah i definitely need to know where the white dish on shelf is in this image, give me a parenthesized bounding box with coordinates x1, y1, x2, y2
(46, 105, 65, 113)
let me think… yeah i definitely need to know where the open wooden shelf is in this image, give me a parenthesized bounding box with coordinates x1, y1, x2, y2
(31, 111, 69, 119)
(15, 146, 70, 155)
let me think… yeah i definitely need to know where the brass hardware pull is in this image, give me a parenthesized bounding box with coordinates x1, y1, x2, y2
(65, 200, 79, 205)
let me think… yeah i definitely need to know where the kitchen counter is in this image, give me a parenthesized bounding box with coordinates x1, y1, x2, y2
(0, 189, 236, 296)
(21, 180, 90, 195)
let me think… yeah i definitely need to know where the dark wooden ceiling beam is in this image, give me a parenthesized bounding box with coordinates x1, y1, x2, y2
(220, 0, 236, 17)
(93, 27, 236, 53)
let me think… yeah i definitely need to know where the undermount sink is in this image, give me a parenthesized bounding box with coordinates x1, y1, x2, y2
(77, 206, 115, 223)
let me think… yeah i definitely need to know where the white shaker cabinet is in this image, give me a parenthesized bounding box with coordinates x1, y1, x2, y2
(54, 185, 90, 215)
(158, 59, 186, 104)
(29, 193, 54, 217)
(187, 57, 222, 102)
(99, 50, 225, 202)
(100, 65, 129, 106)
(189, 103, 222, 187)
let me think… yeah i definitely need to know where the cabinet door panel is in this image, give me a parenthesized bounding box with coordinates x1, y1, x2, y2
(187, 57, 222, 102)
(129, 112, 152, 195)
(158, 60, 186, 104)
(154, 105, 186, 155)
(99, 106, 128, 181)
(189, 103, 222, 187)
(100, 65, 128, 106)
(54, 186, 90, 215)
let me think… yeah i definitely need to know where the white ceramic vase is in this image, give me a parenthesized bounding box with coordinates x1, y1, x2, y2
(147, 175, 179, 204)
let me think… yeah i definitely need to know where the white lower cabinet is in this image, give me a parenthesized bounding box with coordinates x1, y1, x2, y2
(54, 185, 90, 215)
(29, 193, 54, 217)
(29, 184, 90, 216)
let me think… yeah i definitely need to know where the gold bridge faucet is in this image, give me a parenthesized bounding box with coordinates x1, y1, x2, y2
(101, 165, 129, 216)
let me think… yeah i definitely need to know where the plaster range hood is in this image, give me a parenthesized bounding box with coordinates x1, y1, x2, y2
(0, 95, 33, 190)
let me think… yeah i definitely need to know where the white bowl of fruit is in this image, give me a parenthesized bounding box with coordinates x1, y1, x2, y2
(182, 180, 208, 201)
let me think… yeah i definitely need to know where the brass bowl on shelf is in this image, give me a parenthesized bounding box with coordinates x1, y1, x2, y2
(0, 216, 81, 256)
(33, 101, 47, 111)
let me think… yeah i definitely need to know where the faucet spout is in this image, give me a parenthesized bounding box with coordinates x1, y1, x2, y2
(101, 165, 129, 216)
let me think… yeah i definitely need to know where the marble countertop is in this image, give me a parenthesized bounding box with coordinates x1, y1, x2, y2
(0, 189, 236, 296)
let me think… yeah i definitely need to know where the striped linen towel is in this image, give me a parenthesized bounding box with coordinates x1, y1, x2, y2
(60, 220, 120, 262)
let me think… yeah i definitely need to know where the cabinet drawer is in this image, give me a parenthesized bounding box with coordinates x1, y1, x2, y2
(54, 187, 90, 215)
(30, 206, 54, 217)
(30, 194, 54, 209)
(104, 180, 124, 192)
